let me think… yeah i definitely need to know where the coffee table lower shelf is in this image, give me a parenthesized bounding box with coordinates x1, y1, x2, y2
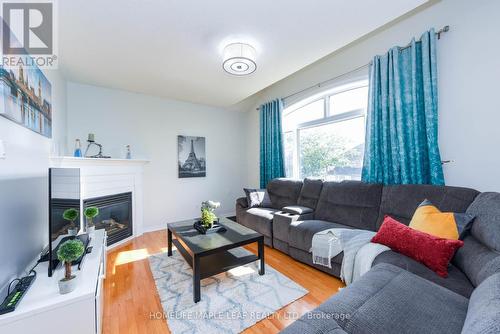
(167, 219, 265, 303)
(172, 239, 259, 279)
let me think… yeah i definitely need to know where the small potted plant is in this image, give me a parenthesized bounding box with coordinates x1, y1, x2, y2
(201, 200, 220, 228)
(63, 208, 79, 236)
(194, 200, 223, 234)
(84, 207, 99, 234)
(201, 205, 217, 228)
(57, 239, 85, 294)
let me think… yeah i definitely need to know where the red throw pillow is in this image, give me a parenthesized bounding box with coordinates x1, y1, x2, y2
(372, 215, 464, 277)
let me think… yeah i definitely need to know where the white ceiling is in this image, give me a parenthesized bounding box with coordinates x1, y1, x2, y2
(59, 0, 428, 107)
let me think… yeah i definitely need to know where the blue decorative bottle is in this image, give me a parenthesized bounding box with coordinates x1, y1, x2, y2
(74, 139, 82, 157)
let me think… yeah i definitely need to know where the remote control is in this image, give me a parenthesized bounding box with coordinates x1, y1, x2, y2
(0, 275, 36, 315)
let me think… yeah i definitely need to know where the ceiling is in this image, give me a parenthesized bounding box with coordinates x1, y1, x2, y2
(59, 0, 428, 107)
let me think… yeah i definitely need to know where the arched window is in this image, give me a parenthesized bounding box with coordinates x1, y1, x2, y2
(283, 80, 368, 181)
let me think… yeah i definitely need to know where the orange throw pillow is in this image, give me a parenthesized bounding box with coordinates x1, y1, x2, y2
(409, 200, 474, 240)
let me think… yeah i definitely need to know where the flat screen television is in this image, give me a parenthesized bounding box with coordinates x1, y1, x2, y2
(47, 168, 87, 276)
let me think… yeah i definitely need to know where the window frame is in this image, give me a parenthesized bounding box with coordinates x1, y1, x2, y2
(283, 80, 368, 179)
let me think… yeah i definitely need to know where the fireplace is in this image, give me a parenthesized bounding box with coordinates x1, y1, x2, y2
(84, 192, 132, 246)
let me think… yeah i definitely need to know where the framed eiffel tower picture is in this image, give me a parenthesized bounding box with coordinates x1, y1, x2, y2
(178, 135, 206, 178)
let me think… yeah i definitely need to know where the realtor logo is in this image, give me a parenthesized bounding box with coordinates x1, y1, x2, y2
(1, 0, 58, 68)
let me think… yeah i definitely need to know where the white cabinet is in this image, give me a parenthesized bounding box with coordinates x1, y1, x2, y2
(95, 247, 106, 334)
(0, 231, 107, 334)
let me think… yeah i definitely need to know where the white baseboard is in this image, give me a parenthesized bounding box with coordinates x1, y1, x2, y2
(142, 223, 167, 233)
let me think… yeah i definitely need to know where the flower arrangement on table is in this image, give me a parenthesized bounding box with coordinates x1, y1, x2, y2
(201, 200, 221, 228)
(194, 200, 225, 234)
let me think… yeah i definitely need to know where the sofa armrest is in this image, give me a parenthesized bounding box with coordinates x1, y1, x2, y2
(282, 205, 314, 215)
(273, 211, 314, 243)
(236, 197, 248, 209)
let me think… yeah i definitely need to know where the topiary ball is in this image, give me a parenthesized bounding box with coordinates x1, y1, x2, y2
(84, 207, 99, 219)
(63, 208, 79, 222)
(57, 239, 85, 263)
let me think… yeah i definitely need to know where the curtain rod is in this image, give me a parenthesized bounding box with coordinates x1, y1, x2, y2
(256, 25, 450, 110)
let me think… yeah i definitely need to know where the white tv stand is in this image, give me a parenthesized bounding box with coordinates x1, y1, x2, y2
(0, 230, 107, 334)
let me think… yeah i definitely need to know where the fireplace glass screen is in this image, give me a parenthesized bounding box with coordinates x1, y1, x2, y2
(84, 192, 132, 246)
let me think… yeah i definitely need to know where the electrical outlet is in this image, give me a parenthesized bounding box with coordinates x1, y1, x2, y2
(0, 140, 5, 159)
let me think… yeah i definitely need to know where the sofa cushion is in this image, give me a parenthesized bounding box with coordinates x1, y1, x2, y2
(297, 178, 324, 209)
(465, 192, 500, 251)
(288, 220, 353, 256)
(237, 207, 279, 238)
(282, 205, 313, 215)
(266, 178, 303, 210)
(461, 273, 500, 334)
(376, 184, 479, 229)
(315, 263, 468, 334)
(373, 250, 474, 298)
(314, 181, 383, 231)
(453, 192, 500, 286)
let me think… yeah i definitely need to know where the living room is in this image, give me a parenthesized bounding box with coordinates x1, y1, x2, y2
(0, 0, 499, 333)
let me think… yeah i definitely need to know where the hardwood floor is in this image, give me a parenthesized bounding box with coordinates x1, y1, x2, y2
(103, 230, 344, 334)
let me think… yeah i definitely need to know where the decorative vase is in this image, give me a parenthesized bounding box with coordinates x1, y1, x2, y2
(194, 218, 224, 234)
(68, 227, 78, 236)
(86, 225, 95, 235)
(86, 216, 96, 235)
(58, 275, 77, 294)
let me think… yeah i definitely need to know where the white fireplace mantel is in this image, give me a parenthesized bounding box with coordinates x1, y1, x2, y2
(50, 156, 150, 166)
(50, 156, 150, 248)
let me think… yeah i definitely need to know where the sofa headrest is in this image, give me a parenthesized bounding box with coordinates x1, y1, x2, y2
(376, 184, 479, 228)
(452, 192, 500, 287)
(466, 192, 500, 251)
(266, 178, 303, 210)
(315, 181, 383, 231)
(297, 178, 323, 209)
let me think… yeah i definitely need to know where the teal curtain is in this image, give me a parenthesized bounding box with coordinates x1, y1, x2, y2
(260, 99, 285, 188)
(362, 29, 444, 185)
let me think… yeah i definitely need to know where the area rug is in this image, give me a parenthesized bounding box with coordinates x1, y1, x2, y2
(148, 249, 308, 334)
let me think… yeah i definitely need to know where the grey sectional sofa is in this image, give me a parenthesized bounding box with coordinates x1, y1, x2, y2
(235, 178, 500, 334)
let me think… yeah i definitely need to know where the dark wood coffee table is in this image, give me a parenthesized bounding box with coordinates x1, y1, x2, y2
(167, 217, 265, 303)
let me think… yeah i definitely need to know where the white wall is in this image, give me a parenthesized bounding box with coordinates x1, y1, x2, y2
(0, 69, 67, 296)
(240, 0, 500, 192)
(66, 82, 245, 231)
